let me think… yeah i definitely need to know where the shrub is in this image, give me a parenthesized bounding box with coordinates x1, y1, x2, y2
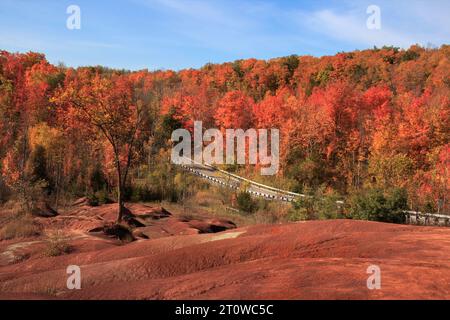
(314, 188, 344, 219)
(127, 184, 164, 202)
(287, 208, 309, 222)
(0, 177, 11, 204)
(194, 190, 216, 207)
(95, 188, 110, 205)
(290, 196, 316, 221)
(236, 191, 257, 214)
(9, 179, 48, 214)
(130, 186, 144, 203)
(87, 188, 111, 206)
(90, 165, 108, 193)
(258, 201, 291, 223)
(127, 168, 207, 204)
(285, 154, 326, 191)
(87, 193, 99, 206)
(27, 145, 52, 192)
(288, 186, 343, 221)
(44, 232, 73, 257)
(0, 216, 41, 240)
(348, 187, 407, 223)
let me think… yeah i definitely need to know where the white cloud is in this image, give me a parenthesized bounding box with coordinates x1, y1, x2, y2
(299, 9, 416, 48)
(135, 0, 449, 56)
(294, 1, 450, 49)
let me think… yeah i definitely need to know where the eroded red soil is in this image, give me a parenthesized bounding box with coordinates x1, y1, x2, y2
(1, 203, 449, 300)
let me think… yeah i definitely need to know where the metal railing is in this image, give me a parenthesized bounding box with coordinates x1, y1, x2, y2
(177, 158, 448, 225)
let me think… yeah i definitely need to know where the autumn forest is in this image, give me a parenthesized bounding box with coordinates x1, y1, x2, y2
(0, 45, 449, 222)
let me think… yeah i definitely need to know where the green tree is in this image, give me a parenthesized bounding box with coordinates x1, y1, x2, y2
(237, 191, 257, 214)
(348, 187, 407, 223)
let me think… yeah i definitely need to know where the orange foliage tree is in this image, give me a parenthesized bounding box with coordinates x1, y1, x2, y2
(52, 71, 147, 221)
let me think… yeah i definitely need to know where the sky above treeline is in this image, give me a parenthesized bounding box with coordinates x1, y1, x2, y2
(1, 0, 449, 70)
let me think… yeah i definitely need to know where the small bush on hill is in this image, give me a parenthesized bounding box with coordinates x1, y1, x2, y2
(288, 186, 344, 221)
(0, 215, 41, 240)
(236, 191, 258, 214)
(348, 187, 407, 223)
(87, 188, 111, 206)
(44, 232, 73, 257)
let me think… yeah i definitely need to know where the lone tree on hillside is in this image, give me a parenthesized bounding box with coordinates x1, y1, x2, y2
(52, 70, 149, 221)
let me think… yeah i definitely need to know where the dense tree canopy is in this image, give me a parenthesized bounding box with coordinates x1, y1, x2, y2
(0, 45, 449, 215)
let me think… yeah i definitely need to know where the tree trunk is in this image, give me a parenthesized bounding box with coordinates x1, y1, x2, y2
(116, 156, 125, 222)
(117, 182, 125, 222)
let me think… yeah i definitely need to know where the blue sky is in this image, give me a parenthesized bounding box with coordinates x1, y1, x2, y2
(1, 0, 449, 70)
